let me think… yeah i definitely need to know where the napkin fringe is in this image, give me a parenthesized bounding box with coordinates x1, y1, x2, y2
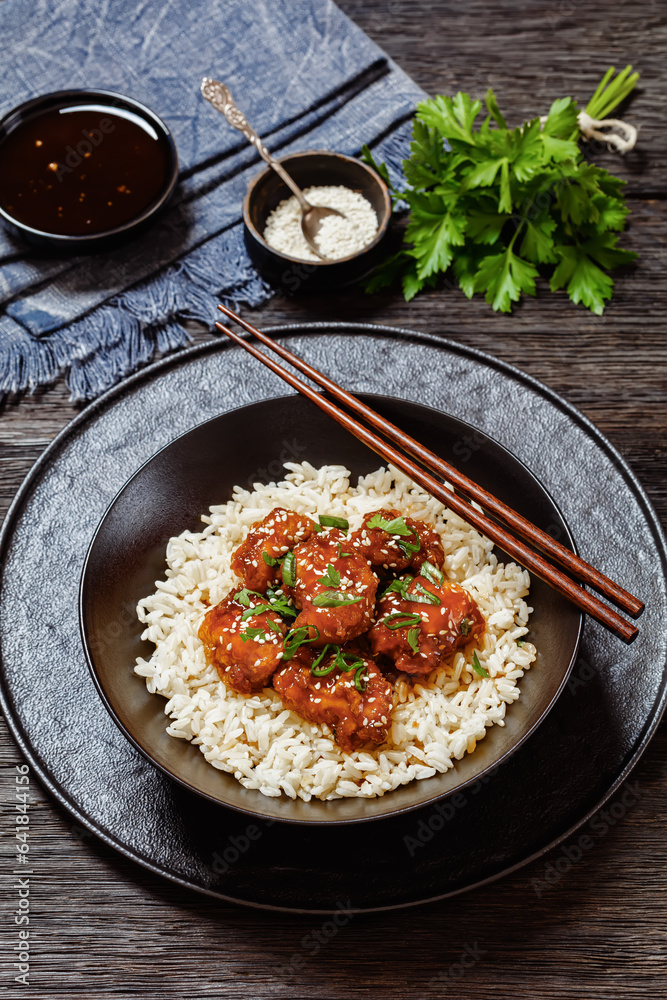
(0, 226, 273, 401)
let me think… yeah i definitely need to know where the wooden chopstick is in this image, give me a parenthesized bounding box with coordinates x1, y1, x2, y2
(218, 303, 644, 620)
(214, 310, 640, 644)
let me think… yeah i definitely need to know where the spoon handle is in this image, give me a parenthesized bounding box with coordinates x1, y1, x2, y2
(201, 78, 310, 211)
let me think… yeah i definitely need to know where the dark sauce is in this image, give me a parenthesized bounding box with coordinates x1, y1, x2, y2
(0, 102, 171, 236)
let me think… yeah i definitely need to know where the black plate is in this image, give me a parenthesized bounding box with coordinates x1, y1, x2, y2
(0, 323, 665, 912)
(79, 393, 581, 824)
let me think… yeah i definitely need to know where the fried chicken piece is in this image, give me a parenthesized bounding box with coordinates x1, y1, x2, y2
(273, 648, 393, 753)
(231, 507, 316, 593)
(350, 508, 444, 572)
(369, 572, 485, 676)
(283, 527, 378, 645)
(198, 588, 287, 694)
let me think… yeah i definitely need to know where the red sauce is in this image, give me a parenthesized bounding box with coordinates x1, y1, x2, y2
(0, 102, 172, 236)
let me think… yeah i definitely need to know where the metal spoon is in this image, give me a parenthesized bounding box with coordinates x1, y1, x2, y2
(201, 77, 343, 260)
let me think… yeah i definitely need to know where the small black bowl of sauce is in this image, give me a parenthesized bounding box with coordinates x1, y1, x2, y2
(0, 89, 178, 251)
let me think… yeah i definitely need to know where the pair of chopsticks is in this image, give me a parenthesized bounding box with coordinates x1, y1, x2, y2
(215, 304, 643, 644)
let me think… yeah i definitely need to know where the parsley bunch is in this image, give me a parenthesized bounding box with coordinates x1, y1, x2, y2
(363, 67, 638, 314)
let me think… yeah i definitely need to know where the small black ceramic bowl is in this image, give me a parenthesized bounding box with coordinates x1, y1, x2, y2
(243, 150, 392, 292)
(0, 89, 178, 252)
(79, 393, 582, 826)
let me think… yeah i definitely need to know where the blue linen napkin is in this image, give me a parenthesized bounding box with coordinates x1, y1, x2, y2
(0, 0, 425, 399)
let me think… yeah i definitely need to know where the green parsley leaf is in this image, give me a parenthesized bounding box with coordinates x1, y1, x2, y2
(549, 232, 637, 315)
(234, 588, 263, 608)
(364, 70, 638, 314)
(240, 627, 266, 643)
(264, 587, 298, 620)
(366, 513, 413, 536)
(381, 576, 413, 600)
(318, 563, 341, 588)
(473, 246, 538, 313)
(241, 604, 268, 622)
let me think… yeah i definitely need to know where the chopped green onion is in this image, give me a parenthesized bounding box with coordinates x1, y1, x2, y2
(312, 591, 363, 607)
(318, 563, 341, 588)
(472, 651, 489, 678)
(313, 523, 324, 533)
(381, 612, 422, 630)
(319, 515, 349, 531)
(281, 625, 319, 661)
(240, 626, 266, 643)
(407, 627, 420, 654)
(354, 663, 370, 692)
(420, 561, 444, 586)
(408, 582, 441, 606)
(310, 644, 364, 677)
(282, 551, 296, 587)
(337, 542, 352, 558)
(459, 618, 471, 637)
(381, 576, 413, 600)
(398, 529, 421, 557)
(335, 650, 364, 673)
(311, 644, 339, 676)
(517, 639, 525, 648)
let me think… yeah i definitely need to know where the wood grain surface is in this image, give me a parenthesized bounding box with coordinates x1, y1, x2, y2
(1, 2, 666, 997)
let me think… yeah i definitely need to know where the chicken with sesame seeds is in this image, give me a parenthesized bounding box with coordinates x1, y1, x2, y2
(369, 571, 485, 677)
(231, 507, 316, 592)
(273, 647, 393, 753)
(350, 508, 444, 572)
(282, 527, 379, 645)
(198, 588, 287, 694)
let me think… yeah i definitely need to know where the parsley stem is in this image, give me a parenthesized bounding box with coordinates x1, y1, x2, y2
(584, 65, 639, 123)
(587, 66, 616, 111)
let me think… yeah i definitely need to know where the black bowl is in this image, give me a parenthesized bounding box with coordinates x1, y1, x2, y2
(79, 393, 582, 825)
(0, 89, 178, 252)
(243, 150, 392, 292)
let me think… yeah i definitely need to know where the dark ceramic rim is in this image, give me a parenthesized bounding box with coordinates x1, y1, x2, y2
(0, 88, 179, 243)
(1, 323, 664, 912)
(78, 391, 583, 825)
(242, 150, 392, 265)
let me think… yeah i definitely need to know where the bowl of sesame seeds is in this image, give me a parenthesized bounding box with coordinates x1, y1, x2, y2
(242, 150, 393, 292)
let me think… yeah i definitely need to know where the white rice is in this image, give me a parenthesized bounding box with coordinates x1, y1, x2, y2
(135, 463, 536, 801)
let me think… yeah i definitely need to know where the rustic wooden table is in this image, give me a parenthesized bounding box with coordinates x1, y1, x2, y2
(1, 1, 665, 997)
